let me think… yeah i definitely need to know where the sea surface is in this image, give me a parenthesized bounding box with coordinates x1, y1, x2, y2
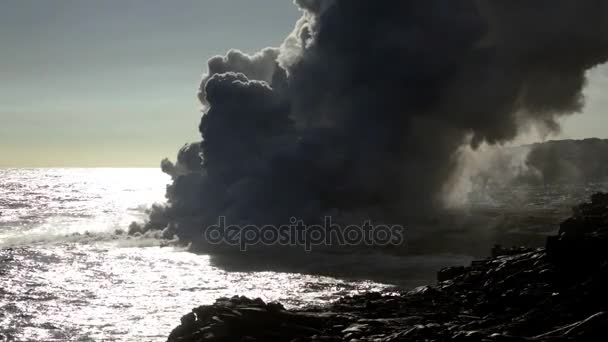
(0, 168, 401, 342)
(4, 169, 601, 341)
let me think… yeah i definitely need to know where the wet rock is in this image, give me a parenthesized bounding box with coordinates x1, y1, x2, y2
(341, 323, 369, 335)
(491, 245, 534, 258)
(438, 266, 466, 281)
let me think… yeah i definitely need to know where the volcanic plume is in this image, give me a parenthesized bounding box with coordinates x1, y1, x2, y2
(148, 0, 608, 240)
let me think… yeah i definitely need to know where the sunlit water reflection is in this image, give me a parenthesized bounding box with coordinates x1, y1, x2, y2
(1, 244, 387, 341)
(0, 169, 389, 341)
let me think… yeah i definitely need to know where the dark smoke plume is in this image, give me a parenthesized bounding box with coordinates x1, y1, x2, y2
(147, 0, 608, 241)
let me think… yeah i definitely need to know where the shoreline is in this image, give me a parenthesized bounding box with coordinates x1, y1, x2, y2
(165, 193, 608, 342)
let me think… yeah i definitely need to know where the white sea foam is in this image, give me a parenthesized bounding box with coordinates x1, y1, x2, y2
(0, 229, 178, 249)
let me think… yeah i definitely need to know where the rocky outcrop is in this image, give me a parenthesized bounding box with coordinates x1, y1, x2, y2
(524, 139, 608, 185)
(166, 193, 608, 342)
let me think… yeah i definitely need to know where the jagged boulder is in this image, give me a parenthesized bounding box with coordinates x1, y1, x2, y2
(547, 192, 608, 273)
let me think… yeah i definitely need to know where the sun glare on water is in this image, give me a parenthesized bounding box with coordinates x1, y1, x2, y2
(0, 168, 390, 341)
(0, 168, 169, 247)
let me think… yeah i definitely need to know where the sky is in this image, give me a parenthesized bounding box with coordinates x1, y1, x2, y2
(0, 0, 299, 167)
(0, 0, 606, 167)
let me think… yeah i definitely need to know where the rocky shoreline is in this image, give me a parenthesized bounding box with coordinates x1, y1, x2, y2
(166, 194, 608, 342)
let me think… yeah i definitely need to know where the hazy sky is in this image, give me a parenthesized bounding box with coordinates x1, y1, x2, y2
(0, 0, 606, 167)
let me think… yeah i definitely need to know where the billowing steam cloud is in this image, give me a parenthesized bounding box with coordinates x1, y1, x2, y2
(146, 0, 608, 241)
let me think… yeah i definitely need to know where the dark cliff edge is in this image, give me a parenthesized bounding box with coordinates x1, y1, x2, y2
(523, 139, 608, 185)
(166, 193, 608, 342)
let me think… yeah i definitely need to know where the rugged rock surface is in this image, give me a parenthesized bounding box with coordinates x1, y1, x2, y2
(167, 193, 608, 342)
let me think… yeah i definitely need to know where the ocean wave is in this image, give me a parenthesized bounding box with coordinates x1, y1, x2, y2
(0, 229, 178, 249)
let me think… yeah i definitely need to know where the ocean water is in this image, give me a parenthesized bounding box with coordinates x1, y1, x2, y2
(0, 168, 396, 342)
(2, 168, 600, 341)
